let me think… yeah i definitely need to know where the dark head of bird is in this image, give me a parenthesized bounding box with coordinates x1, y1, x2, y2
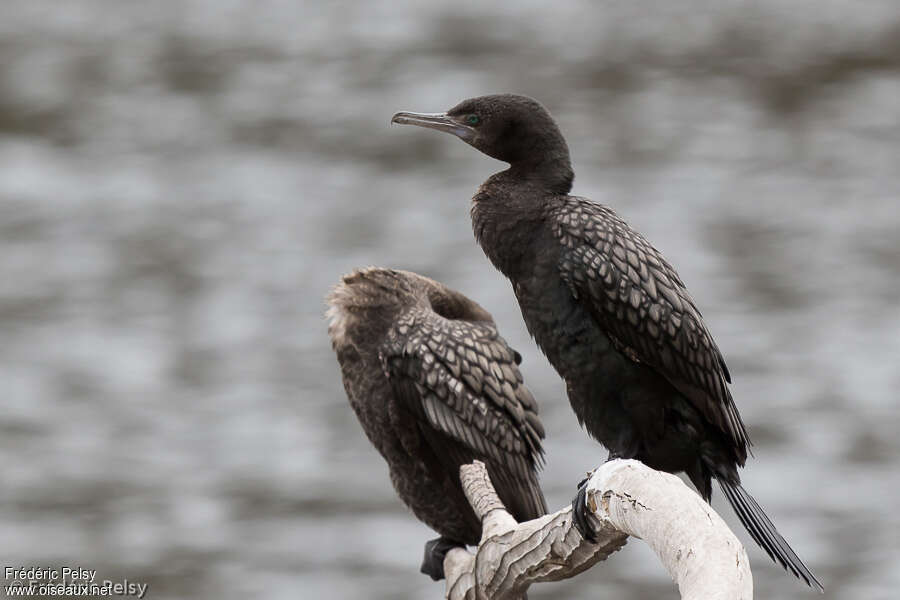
(392, 94, 574, 194)
(327, 267, 493, 353)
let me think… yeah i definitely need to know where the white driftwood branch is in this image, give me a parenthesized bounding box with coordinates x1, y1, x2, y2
(444, 459, 752, 600)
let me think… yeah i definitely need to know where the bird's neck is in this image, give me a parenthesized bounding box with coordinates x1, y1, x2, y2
(471, 170, 560, 279)
(508, 152, 574, 195)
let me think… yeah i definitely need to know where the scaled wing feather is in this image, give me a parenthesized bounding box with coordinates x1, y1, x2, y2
(553, 197, 749, 455)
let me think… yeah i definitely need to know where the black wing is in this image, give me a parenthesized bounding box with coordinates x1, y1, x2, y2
(553, 197, 750, 457)
(381, 303, 547, 520)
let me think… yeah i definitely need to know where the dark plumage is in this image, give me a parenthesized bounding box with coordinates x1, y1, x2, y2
(392, 94, 823, 591)
(326, 267, 547, 578)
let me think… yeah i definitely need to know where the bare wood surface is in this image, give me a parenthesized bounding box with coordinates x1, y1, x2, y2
(443, 459, 752, 600)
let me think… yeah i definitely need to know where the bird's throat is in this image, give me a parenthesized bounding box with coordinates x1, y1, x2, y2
(470, 176, 549, 280)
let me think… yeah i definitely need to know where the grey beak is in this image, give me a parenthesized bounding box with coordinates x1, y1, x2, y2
(391, 111, 475, 142)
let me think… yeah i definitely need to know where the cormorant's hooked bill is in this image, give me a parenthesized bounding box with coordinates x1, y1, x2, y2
(391, 111, 476, 142)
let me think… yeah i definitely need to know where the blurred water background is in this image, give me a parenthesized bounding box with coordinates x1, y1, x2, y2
(1, 1, 898, 599)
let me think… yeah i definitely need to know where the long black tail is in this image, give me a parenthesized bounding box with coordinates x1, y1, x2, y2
(718, 479, 824, 592)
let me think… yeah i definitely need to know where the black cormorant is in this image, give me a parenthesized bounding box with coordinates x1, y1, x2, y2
(392, 94, 823, 591)
(326, 267, 547, 580)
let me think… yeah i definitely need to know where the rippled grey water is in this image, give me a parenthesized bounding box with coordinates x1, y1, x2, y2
(1, 1, 898, 599)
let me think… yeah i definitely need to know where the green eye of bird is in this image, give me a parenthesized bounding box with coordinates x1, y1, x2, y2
(467, 115, 480, 125)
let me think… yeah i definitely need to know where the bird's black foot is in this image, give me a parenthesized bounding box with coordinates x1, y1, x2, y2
(420, 536, 465, 581)
(575, 467, 598, 490)
(572, 480, 598, 544)
(573, 456, 621, 543)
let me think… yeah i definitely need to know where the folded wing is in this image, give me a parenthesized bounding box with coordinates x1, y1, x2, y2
(553, 197, 750, 458)
(381, 303, 547, 521)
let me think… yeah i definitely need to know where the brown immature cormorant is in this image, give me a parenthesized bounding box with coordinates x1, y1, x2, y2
(392, 94, 823, 591)
(326, 267, 547, 580)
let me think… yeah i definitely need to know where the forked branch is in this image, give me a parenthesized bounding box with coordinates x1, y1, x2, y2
(443, 459, 752, 600)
